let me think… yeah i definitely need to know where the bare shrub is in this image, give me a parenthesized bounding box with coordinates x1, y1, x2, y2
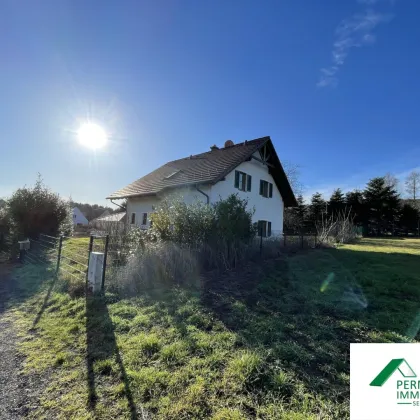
(316, 210, 360, 246)
(109, 241, 201, 295)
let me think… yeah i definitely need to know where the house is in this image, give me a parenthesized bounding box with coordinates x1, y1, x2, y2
(72, 207, 89, 226)
(107, 136, 297, 236)
(89, 211, 126, 232)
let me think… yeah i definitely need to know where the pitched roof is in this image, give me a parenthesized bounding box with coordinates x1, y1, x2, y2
(91, 212, 126, 223)
(107, 136, 297, 207)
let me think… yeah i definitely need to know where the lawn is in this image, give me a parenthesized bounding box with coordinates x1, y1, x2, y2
(10, 238, 420, 419)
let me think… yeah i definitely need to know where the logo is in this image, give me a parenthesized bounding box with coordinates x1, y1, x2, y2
(370, 359, 417, 387)
(351, 343, 420, 420)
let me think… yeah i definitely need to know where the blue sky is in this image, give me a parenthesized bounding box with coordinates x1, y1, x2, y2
(1, 0, 419, 205)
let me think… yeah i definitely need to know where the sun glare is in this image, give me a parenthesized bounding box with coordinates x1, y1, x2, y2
(77, 123, 107, 149)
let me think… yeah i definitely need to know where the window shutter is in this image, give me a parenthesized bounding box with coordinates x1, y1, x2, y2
(268, 222, 272, 237)
(269, 183, 273, 198)
(259, 180, 263, 195)
(247, 175, 252, 192)
(257, 220, 262, 236)
(235, 171, 239, 188)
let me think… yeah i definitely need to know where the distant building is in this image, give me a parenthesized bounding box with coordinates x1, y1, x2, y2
(72, 207, 88, 226)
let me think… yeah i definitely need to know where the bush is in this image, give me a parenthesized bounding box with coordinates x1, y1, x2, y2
(6, 175, 72, 239)
(150, 198, 216, 245)
(316, 210, 360, 246)
(109, 194, 258, 294)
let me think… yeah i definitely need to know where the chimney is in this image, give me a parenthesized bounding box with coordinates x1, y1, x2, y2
(210, 144, 219, 151)
(224, 140, 234, 148)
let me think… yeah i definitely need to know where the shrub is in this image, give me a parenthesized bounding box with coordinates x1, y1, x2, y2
(6, 175, 72, 239)
(110, 194, 258, 294)
(316, 210, 360, 246)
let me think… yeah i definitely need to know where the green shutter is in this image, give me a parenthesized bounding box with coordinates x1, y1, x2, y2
(268, 222, 272, 237)
(247, 175, 252, 191)
(259, 180, 263, 195)
(257, 220, 262, 236)
(235, 171, 239, 188)
(269, 183, 273, 198)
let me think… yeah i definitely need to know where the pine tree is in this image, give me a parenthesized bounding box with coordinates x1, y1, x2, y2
(308, 192, 326, 228)
(363, 177, 400, 235)
(345, 190, 365, 226)
(328, 188, 345, 217)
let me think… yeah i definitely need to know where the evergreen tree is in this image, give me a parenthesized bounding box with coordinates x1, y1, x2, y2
(308, 192, 326, 228)
(345, 190, 365, 226)
(363, 177, 400, 235)
(328, 188, 345, 217)
(283, 194, 307, 233)
(400, 203, 419, 236)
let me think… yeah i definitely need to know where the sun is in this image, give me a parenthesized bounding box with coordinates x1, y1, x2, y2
(77, 123, 107, 149)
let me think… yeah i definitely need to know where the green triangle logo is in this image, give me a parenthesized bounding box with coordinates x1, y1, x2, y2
(370, 359, 417, 387)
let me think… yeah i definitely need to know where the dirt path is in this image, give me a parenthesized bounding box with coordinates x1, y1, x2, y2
(0, 264, 43, 418)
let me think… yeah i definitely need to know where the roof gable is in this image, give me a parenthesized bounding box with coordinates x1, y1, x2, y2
(107, 136, 297, 207)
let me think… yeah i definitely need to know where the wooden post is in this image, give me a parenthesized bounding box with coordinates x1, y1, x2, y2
(101, 235, 109, 292)
(284, 233, 286, 247)
(56, 236, 63, 275)
(259, 228, 263, 256)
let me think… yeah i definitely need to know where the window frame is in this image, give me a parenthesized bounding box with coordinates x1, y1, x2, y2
(131, 212, 136, 225)
(257, 220, 272, 237)
(259, 180, 273, 198)
(235, 170, 252, 192)
(142, 213, 148, 225)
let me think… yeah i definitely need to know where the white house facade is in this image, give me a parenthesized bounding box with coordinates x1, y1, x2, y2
(72, 207, 88, 226)
(108, 137, 296, 237)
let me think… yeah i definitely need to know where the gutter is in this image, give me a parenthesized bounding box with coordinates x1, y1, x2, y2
(109, 199, 127, 211)
(195, 184, 210, 204)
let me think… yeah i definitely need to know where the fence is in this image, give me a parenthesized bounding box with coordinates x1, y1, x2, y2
(19, 230, 317, 293)
(20, 234, 110, 293)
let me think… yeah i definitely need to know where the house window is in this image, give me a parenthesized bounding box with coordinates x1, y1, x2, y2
(131, 213, 136, 224)
(142, 213, 147, 225)
(257, 220, 272, 237)
(260, 180, 273, 198)
(234, 170, 252, 192)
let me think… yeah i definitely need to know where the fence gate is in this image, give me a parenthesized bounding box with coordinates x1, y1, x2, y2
(20, 234, 111, 292)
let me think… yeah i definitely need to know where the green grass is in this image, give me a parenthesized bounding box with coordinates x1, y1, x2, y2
(9, 237, 420, 419)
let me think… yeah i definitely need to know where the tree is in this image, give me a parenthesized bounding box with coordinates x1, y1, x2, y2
(328, 188, 345, 217)
(282, 161, 303, 196)
(363, 177, 400, 235)
(405, 171, 420, 201)
(7, 175, 72, 239)
(345, 190, 365, 226)
(400, 203, 419, 236)
(384, 173, 400, 191)
(284, 194, 307, 233)
(308, 192, 326, 228)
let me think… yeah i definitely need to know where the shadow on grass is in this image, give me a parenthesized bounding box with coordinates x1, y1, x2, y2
(198, 247, 420, 404)
(86, 293, 138, 419)
(0, 262, 51, 316)
(31, 273, 59, 327)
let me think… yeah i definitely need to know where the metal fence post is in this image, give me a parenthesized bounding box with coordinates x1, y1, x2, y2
(284, 233, 286, 247)
(101, 235, 109, 291)
(86, 235, 94, 284)
(56, 236, 63, 275)
(259, 229, 263, 256)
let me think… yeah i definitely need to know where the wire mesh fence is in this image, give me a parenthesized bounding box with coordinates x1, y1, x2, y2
(22, 234, 59, 266)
